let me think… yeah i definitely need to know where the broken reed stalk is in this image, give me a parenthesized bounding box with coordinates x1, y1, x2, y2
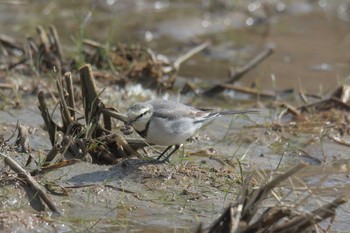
(208, 163, 307, 232)
(64, 72, 75, 121)
(206, 162, 346, 233)
(79, 64, 125, 138)
(36, 26, 50, 54)
(56, 72, 74, 129)
(25, 36, 36, 69)
(79, 64, 100, 128)
(36, 64, 141, 163)
(0, 152, 61, 215)
(2, 25, 63, 71)
(48, 25, 63, 63)
(241, 162, 307, 223)
(101, 102, 112, 131)
(203, 44, 274, 96)
(242, 207, 292, 233)
(45, 143, 62, 164)
(38, 90, 59, 146)
(27, 36, 38, 53)
(207, 204, 243, 233)
(15, 125, 31, 153)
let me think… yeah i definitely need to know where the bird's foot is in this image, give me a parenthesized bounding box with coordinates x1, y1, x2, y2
(149, 156, 170, 164)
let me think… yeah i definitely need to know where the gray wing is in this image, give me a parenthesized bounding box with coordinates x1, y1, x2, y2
(147, 99, 211, 120)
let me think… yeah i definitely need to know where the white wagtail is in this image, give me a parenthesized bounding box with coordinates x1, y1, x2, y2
(126, 99, 257, 163)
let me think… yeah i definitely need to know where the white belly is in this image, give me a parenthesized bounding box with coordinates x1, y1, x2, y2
(145, 116, 200, 145)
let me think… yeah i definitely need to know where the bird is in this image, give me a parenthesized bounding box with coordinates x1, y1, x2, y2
(126, 99, 257, 163)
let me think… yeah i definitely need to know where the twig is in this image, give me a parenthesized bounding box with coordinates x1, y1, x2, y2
(299, 97, 350, 112)
(8, 58, 27, 70)
(330, 97, 350, 110)
(125, 138, 149, 149)
(277, 101, 302, 117)
(216, 83, 276, 98)
(272, 198, 346, 233)
(1, 152, 61, 215)
(296, 148, 322, 165)
(31, 159, 80, 176)
(98, 134, 148, 150)
(83, 39, 106, 49)
(229, 44, 274, 83)
(173, 41, 210, 70)
(115, 134, 143, 158)
(203, 44, 274, 96)
(101, 107, 128, 123)
(0, 83, 15, 89)
(0, 34, 24, 53)
(327, 133, 350, 147)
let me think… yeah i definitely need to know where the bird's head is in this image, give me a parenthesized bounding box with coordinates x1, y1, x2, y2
(127, 102, 153, 132)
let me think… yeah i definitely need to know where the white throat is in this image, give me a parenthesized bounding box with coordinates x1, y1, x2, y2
(132, 117, 150, 132)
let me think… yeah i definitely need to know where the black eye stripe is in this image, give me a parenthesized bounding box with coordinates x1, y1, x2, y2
(135, 110, 148, 120)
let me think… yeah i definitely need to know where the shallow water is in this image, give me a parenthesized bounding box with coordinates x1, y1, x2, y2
(2, 0, 350, 92)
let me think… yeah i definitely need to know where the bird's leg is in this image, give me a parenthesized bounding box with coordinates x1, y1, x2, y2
(155, 145, 173, 161)
(151, 145, 180, 164)
(156, 145, 180, 163)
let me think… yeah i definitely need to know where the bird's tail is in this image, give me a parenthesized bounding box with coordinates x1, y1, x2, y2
(195, 110, 258, 124)
(217, 110, 258, 116)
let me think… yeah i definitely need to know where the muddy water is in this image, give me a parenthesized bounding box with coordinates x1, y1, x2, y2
(1, 0, 349, 92)
(1, 0, 350, 232)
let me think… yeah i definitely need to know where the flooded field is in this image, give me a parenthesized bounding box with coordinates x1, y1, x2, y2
(1, 0, 350, 232)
